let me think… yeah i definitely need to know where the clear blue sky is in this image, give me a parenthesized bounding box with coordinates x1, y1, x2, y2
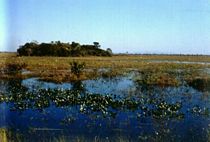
(1, 0, 210, 54)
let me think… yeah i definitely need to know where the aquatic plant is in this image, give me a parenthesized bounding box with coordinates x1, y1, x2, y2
(152, 101, 184, 119)
(1, 83, 188, 121)
(0, 53, 210, 141)
(0, 94, 5, 102)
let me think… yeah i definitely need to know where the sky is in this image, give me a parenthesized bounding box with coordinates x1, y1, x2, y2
(1, 0, 210, 54)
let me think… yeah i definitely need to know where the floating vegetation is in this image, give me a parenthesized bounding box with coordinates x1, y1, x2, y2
(0, 53, 210, 141)
(152, 101, 184, 119)
(0, 78, 208, 120)
(0, 75, 209, 141)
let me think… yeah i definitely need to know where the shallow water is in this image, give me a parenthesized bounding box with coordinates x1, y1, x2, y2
(147, 60, 210, 65)
(0, 73, 209, 141)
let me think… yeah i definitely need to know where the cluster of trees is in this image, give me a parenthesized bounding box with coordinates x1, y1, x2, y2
(17, 41, 112, 57)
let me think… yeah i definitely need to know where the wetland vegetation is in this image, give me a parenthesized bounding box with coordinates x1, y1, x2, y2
(0, 53, 210, 141)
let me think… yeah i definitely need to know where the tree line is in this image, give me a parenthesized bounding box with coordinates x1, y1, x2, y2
(17, 41, 112, 57)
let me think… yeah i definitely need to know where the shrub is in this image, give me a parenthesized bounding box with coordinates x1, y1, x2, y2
(70, 61, 86, 78)
(5, 63, 27, 74)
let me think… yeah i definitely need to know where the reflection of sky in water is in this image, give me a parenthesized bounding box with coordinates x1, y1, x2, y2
(0, 74, 209, 141)
(22, 77, 135, 97)
(0, 80, 7, 93)
(22, 78, 72, 90)
(147, 60, 210, 65)
(84, 77, 134, 96)
(204, 68, 210, 75)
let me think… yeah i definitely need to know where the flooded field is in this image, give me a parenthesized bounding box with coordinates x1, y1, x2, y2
(0, 54, 210, 141)
(0, 70, 210, 141)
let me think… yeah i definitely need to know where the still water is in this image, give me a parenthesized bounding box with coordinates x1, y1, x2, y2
(0, 72, 209, 141)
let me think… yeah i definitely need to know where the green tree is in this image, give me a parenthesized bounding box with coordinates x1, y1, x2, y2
(93, 42, 100, 48)
(106, 48, 113, 55)
(17, 41, 111, 57)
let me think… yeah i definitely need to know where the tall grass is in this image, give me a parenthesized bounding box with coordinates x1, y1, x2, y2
(0, 128, 7, 142)
(0, 53, 209, 82)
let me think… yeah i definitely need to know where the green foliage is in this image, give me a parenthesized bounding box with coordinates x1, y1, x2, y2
(106, 48, 113, 55)
(70, 61, 86, 78)
(17, 41, 112, 57)
(93, 41, 100, 49)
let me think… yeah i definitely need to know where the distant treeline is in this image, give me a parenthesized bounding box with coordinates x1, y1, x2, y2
(17, 41, 112, 57)
(115, 53, 210, 56)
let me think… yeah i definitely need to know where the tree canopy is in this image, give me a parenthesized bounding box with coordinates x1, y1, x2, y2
(17, 41, 112, 57)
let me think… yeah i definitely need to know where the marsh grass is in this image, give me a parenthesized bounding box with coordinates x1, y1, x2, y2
(52, 135, 135, 142)
(0, 53, 209, 142)
(1, 53, 210, 83)
(2, 133, 138, 142)
(0, 128, 25, 142)
(6, 62, 27, 72)
(135, 70, 180, 87)
(2, 129, 198, 142)
(0, 128, 7, 142)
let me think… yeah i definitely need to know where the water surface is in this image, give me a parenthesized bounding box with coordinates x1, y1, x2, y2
(0, 72, 209, 141)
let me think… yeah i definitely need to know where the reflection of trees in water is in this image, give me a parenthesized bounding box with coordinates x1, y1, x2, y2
(71, 81, 86, 93)
(187, 78, 210, 92)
